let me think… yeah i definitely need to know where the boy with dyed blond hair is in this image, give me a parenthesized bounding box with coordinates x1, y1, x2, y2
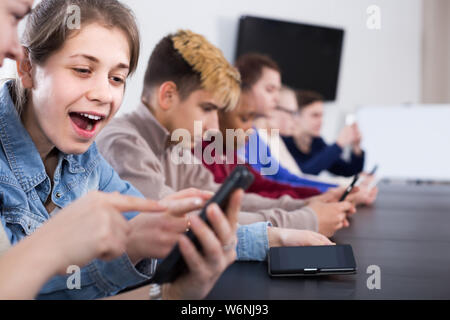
(97, 30, 348, 255)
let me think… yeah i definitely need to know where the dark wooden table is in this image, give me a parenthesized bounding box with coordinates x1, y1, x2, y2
(206, 183, 450, 299)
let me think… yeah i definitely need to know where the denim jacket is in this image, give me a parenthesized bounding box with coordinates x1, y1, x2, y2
(0, 82, 155, 299)
(0, 82, 270, 299)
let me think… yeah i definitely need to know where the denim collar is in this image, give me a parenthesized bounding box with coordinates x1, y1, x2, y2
(0, 82, 86, 192)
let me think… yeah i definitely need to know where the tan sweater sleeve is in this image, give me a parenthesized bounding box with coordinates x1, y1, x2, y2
(97, 131, 176, 200)
(173, 162, 222, 193)
(240, 191, 318, 230)
(238, 207, 318, 231)
(242, 193, 307, 212)
(191, 164, 319, 231)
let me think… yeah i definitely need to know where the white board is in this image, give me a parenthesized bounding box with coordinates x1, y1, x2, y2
(357, 105, 450, 182)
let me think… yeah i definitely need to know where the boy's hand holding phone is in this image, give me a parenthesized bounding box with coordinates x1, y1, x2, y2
(151, 165, 254, 284)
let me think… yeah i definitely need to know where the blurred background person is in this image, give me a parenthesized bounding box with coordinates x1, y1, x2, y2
(283, 90, 365, 177)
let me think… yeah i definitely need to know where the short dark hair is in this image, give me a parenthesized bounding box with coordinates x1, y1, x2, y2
(295, 90, 324, 111)
(142, 30, 241, 110)
(235, 53, 281, 91)
(142, 34, 202, 101)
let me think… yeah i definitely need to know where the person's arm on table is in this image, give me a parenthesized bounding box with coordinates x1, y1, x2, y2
(34, 160, 211, 300)
(236, 221, 334, 261)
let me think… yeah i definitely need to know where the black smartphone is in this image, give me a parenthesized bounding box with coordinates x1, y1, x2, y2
(268, 245, 357, 277)
(339, 174, 359, 201)
(151, 165, 255, 284)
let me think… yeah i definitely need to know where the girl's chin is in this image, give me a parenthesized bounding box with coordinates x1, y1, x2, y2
(57, 140, 93, 155)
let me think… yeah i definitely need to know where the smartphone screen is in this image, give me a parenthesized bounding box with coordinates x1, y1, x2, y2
(269, 245, 356, 276)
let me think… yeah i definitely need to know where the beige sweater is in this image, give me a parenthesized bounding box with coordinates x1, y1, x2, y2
(96, 104, 318, 231)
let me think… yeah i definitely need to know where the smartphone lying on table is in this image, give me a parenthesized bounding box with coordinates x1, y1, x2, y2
(268, 244, 357, 277)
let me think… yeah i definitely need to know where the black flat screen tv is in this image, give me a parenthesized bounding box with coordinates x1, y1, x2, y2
(235, 15, 344, 101)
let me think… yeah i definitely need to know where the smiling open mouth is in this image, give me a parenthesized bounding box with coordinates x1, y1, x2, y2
(69, 112, 105, 132)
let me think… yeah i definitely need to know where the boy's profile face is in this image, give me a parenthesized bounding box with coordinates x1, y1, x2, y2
(298, 101, 324, 137)
(165, 88, 222, 147)
(0, 0, 34, 66)
(267, 88, 298, 136)
(219, 91, 258, 149)
(250, 67, 282, 114)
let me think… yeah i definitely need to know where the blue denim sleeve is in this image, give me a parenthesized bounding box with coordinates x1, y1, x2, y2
(37, 254, 153, 300)
(97, 152, 144, 220)
(236, 222, 271, 261)
(38, 152, 159, 299)
(37, 153, 157, 299)
(97, 153, 156, 271)
(38, 220, 269, 299)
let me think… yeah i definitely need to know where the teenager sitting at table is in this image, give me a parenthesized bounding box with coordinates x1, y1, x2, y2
(234, 54, 376, 205)
(0, 0, 239, 300)
(235, 53, 337, 192)
(283, 90, 365, 177)
(96, 30, 353, 238)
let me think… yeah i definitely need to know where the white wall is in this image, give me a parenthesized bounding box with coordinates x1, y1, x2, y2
(358, 105, 450, 181)
(422, 0, 450, 103)
(121, 0, 423, 141)
(0, 0, 423, 141)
